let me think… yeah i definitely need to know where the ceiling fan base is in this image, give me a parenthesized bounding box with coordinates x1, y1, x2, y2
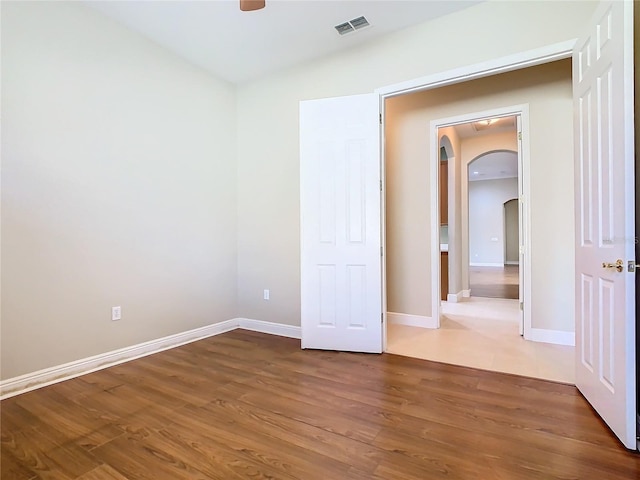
(240, 0, 265, 12)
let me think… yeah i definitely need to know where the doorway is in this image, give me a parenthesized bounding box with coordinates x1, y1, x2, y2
(431, 112, 530, 370)
(383, 60, 575, 381)
(467, 152, 520, 301)
(431, 108, 527, 335)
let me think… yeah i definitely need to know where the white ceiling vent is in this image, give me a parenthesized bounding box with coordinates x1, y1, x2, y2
(335, 16, 370, 35)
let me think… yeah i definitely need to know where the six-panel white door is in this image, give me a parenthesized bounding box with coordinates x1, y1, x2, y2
(573, 0, 636, 449)
(300, 93, 383, 353)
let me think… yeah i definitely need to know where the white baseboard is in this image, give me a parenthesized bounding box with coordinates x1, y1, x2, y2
(505, 261, 520, 265)
(0, 318, 301, 400)
(462, 289, 471, 298)
(238, 318, 301, 339)
(470, 262, 504, 267)
(387, 312, 437, 329)
(447, 291, 463, 303)
(528, 328, 575, 346)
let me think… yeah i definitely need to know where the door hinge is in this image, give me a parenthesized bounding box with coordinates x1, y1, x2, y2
(520, 302, 523, 311)
(379, 113, 382, 124)
(380, 180, 383, 192)
(380, 246, 383, 257)
(381, 313, 384, 324)
(518, 131, 522, 141)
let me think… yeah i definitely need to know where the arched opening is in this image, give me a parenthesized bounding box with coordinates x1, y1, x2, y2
(467, 150, 519, 299)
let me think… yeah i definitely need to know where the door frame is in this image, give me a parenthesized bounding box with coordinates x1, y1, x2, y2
(429, 106, 530, 337)
(377, 40, 573, 338)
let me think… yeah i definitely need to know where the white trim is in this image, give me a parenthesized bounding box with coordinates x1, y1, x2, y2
(529, 328, 575, 346)
(376, 40, 575, 97)
(387, 312, 437, 329)
(462, 289, 471, 298)
(430, 122, 442, 327)
(0, 318, 303, 400)
(0, 319, 238, 400)
(380, 96, 388, 354)
(447, 291, 463, 303)
(469, 262, 505, 267)
(505, 261, 520, 265)
(519, 108, 533, 342)
(238, 318, 301, 339)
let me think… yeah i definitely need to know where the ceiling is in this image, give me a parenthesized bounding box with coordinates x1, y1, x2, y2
(454, 115, 517, 139)
(468, 151, 518, 182)
(83, 0, 513, 178)
(86, 0, 482, 84)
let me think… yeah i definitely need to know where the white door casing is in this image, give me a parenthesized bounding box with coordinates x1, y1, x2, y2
(574, 0, 636, 449)
(300, 93, 383, 353)
(517, 114, 525, 336)
(430, 105, 531, 336)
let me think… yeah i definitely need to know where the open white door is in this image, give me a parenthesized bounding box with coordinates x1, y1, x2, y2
(574, 0, 636, 449)
(300, 93, 383, 353)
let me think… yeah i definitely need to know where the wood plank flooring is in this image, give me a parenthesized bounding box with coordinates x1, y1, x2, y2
(2, 329, 638, 479)
(470, 265, 519, 299)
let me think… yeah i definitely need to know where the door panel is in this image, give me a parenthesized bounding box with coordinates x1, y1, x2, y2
(300, 93, 382, 353)
(574, 0, 636, 449)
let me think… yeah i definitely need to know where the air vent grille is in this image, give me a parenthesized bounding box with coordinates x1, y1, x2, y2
(334, 16, 370, 35)
(350, 16, 369, 30)
(335, 22, 354, 35)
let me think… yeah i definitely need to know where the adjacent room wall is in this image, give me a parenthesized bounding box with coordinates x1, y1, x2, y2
(504, 200, 520, 265)
(236, 0, 597, 328)
(1, 2, 238, 379)
(468, 178, 518, 266)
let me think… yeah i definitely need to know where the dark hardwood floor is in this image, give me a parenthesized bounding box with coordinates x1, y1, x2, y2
(2, 329, 638, 479)
(470, 265, 519, 299)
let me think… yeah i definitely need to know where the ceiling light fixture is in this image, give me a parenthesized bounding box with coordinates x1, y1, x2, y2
(471, 117, 502, 132)
(240, 0, 265, 12)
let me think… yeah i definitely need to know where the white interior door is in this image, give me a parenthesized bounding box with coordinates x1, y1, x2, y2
(574, 0, 636, 449)
(300, 93, 383, 353)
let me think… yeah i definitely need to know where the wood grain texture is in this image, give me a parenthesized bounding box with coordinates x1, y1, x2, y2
(470, 265, 519, 299)
(2, 329, 638, 479)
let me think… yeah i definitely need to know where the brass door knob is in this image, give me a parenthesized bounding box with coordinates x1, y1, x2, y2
(602, 259, 624, 272)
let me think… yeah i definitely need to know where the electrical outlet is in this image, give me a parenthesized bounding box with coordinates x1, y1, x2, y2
(111, 306, 122, 321)
(263, 289, 270, 300)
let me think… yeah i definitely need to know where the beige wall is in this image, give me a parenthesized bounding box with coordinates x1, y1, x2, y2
(468, 177, 518, 265)
(1, 2, 238, 379)
(385, 60, 575, 331)
(236, 1, 596, 326)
